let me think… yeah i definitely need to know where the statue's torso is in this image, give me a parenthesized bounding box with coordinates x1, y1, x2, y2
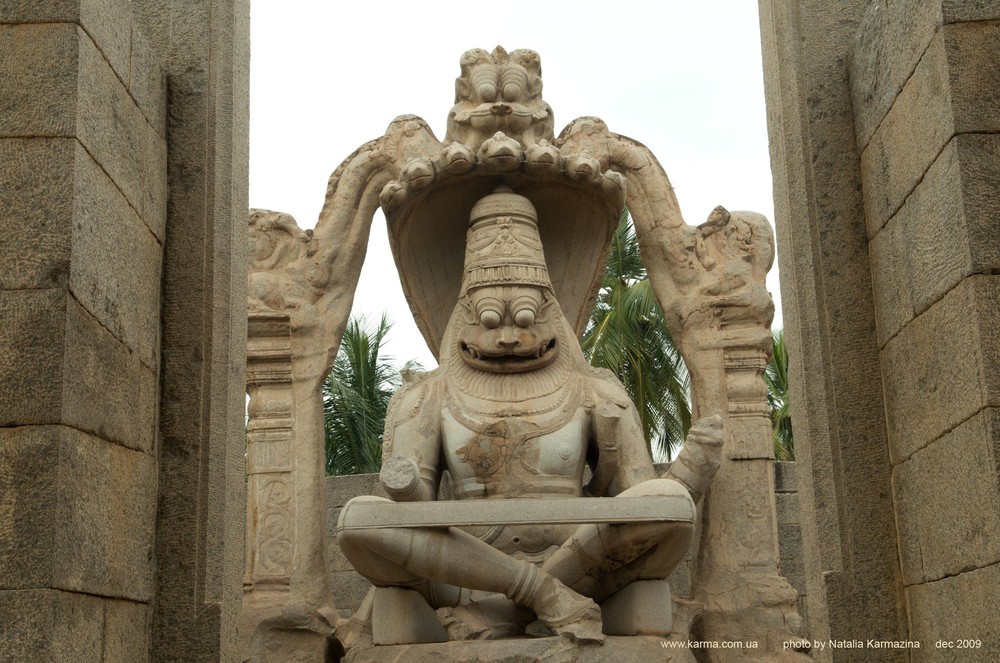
(441, 406, 590, 499)
(441, 405, 590, 559)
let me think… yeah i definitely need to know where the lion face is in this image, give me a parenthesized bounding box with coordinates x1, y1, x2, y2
(457, 285, 559, 374)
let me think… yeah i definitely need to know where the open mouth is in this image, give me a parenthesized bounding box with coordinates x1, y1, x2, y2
(460, 338, 557, 372)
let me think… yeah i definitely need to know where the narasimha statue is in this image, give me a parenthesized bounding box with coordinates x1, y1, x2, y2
(337, 187, 723, 643)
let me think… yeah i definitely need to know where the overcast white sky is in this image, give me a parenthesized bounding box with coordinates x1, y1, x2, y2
(249, 1, 780, 368)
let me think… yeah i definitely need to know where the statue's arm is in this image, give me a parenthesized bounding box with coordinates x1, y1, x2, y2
(379, 376, 441, 502)
(663, 416, 723, 504)
(588, 373, 658, 495)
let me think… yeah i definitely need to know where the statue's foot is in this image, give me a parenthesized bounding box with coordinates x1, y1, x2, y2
(525, 577, 604, 644)
(437, 596, 532, 640)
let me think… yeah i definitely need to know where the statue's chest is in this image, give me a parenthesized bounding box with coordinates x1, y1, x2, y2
(441, 407, 589, 499)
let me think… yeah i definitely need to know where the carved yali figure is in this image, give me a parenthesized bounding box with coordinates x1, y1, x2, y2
(337, 188, 724, 643)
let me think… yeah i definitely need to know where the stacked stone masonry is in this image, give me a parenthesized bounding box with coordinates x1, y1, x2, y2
(0, 8, 166, 662)
(761, 1, 1000, 661)
(0, 1, 249, 662)
(853, 6, 1000, 660)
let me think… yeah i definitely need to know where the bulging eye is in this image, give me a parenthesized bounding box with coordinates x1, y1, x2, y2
(513, 308, 535, 328)
(480, 309, 502, 329)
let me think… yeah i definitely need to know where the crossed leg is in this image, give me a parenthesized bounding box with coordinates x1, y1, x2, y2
(337, 496, 604, 642)
(543, 478, 695, 602)
(336, 479, 693, 642)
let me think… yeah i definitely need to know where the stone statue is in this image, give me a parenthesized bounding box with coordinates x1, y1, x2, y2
(245, 45, 808, 662)
(337, 187, 724, 644)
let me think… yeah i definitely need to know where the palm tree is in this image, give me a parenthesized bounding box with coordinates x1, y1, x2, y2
(581, 209, 691, 460)
(765, 329, 794, 461)
(323, 313, 405, 475)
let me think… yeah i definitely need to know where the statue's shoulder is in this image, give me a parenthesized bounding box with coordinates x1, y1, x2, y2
(387, 367, 443, 422)
(586, 366, 632, 409)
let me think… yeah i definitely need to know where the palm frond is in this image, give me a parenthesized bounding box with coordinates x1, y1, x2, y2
(765, 329, 794, 461)
(323, 313, 404, 475)
(583, 209, 691, 460)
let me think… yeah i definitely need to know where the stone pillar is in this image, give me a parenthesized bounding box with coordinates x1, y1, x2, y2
(760, 0, 1000, 659)
(246, 313, 296, 592)
(0, 4, 167, 660)
(127, 2, 250, 661)
(242, 311, 338, 661)
(850, 1, 1000, 658)
(0, 0, 249, 661)
(686, 331, 804, 659)
(758, 1, 906, 658)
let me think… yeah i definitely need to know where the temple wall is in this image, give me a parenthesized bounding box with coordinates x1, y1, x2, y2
(760, 0, 1000, 660)
(0, 2, 249, 661)
(325, 463, 807, 626)
(852, 3, 1000, 659)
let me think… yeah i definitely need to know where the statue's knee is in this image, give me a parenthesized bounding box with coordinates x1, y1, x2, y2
(336, 495, 393, 553)
(615, 479, 696, 554)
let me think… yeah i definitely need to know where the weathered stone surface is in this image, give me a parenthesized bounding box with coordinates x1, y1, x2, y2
(103, 599, 151, 663)
(332, 572, 373, 619)
(773, 459, 797, 494)
(893, 408, 1000, 586)
(954, 132, 1000, 280)
(0, 1, 166, 136)
(0, 0, 132, 85)
(600, 579, 673, 636)
(0, 244, 157, 451)
(0, 23, 166, 235)
(71, 141, 163, 368)
(0, 138, 74, 290)
(775, 492, 804, 598)
(880, 276, 1000, 462)
(327, 473, 383, 510)
(941, 0, 1000, 22)
(0, 289, 70, 427)
(76, 20, 167, 235)
(0, 426, 157, 601)
(869, 200, 917, 347)
(858, 31, 953, 235)
(851, 1, 1000, 150)
(372, 587, 448, 645)
(62, 294, 158, 453)
(870, 133, 1000, 345)
(947, 21, 1000, 134)
(345, 635, 698, 663)
(908, 134, 1000, 312)
(859, 22, 1000, 234)
(906, 562, 1000, 662)
(127, 19, 167, 137)
(0, 23, 79, 135)
(0, 589, 105, 663)
(0, 140, 163, 367)
(851, 0, 939, 149)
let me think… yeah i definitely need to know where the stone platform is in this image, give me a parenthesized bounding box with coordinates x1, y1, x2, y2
(343, 635, 698, 663)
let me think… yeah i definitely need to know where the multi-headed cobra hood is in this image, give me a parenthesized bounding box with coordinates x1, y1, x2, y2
(380, 47, 627, 360)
